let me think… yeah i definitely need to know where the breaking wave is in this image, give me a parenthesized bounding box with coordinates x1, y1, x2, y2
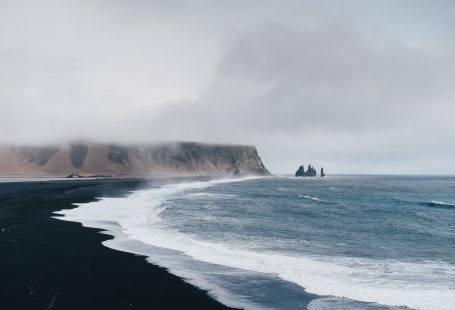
(424, 201, 455, 209)
(54, 177, 455, 310)
(298, 194, 335, 204)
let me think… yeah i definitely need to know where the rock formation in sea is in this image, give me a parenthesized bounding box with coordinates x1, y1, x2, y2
(295, 165, 305, 177)
(295, 164, 320, 177)
(0, 142, 271, 177)
(320, 167, 325, 177)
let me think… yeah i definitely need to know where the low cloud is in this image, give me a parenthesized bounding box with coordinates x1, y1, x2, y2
(1, 0, 454, 173)
(145, 24, 455, 173)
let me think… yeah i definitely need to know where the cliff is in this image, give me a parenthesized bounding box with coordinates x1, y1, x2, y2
(0, 142, 271, 177)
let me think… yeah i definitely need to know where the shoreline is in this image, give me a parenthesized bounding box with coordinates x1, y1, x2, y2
(0, 178, 235, 310)
(0, 173, 259, 183)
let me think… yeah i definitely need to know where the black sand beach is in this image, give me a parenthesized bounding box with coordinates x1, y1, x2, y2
(0, 179, 234, 310)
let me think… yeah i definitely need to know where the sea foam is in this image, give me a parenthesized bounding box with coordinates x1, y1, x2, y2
(426, 201, 455, 209)
(55, 177, 455, 310)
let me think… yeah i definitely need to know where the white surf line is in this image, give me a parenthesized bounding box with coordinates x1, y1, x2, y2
(55, 175, 455, 310)
(53, 176, 267, 310)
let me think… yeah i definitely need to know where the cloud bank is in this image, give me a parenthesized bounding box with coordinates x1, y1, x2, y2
(1, 0, 454, 173)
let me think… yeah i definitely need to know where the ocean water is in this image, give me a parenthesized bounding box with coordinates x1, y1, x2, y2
(55, 175, 455, 310)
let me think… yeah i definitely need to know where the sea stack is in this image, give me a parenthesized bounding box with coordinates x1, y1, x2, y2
(295, 164, 317, 177)
(295, 165, 305, 177)
(321, 167, 325, 177)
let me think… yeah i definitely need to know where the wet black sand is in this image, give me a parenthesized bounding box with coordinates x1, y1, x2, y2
(0, 179, 234, 310)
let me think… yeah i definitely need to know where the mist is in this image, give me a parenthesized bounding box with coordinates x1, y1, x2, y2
(1, 0, 454, 174)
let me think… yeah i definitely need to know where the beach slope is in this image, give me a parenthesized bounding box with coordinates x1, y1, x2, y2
(0, 179, 235, 310)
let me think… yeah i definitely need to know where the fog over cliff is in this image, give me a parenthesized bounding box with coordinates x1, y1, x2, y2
(1, 0, 455, 174)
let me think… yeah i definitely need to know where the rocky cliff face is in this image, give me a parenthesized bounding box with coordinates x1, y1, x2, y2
(0, 142, 271, 177)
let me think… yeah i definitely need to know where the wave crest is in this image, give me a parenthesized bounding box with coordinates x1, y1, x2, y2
(298, 194, 335, 204)
(425, 201, 455, 209)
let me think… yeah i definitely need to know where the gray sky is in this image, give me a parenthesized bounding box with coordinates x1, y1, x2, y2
(1, 0, 454, 174)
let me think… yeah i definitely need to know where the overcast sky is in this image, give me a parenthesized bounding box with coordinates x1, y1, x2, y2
(1, 0, 454, 174)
